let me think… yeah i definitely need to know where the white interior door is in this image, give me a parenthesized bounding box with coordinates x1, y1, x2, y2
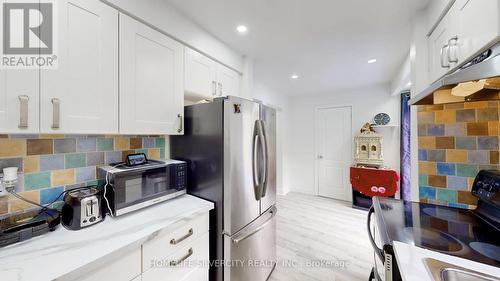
(316, 106, 352, 201)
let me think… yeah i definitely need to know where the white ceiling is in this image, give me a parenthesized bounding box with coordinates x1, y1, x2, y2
(166, 0, 429, 96)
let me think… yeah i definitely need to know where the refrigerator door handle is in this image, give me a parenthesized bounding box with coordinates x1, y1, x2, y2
(231, 206, 277, 244)
(253, 121, 262, 200)
(259, 120, 268, 198)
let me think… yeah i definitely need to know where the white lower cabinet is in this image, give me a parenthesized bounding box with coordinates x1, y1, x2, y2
(76, 248, 142, 281)
(76, 212, 210, 281)
(142, 234, 209, 281)
(119, 13, 184, 135)
(141, 213, 210, 281)
(130, 275, 142, 281)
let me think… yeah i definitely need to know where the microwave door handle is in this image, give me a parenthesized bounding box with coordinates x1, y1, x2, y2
(367, 206, 385, 263)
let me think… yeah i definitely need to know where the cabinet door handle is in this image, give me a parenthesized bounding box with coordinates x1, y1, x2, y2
(177, 114, 183, 133)
(170, 228, 193, 245)
(51, 98, 60, 129)
(169, 248, 193, 266)
(440, 44, 450, 68)
(447, 36, 459, 63)
(218, 82, 222, 96)
(18, 95, 29, 129)
(212, 81, 217, 96)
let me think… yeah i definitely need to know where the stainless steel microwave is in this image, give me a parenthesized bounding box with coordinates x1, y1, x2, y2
(99, 159, 187, 216)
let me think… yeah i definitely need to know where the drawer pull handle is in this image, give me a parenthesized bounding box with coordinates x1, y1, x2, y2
(177, 114, 183, 133)
(169, 248, 193, 266)
(51, 98, 60, 129)
(212, 81, 217, 96)
(18, 95, 29, 129)
(170, 228, 193, 245)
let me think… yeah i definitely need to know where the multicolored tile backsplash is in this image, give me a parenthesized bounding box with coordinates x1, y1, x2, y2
(0, 135, 167, 217)
(417, 101, 500, 208)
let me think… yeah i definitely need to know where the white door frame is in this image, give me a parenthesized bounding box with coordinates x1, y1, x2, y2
(314, 105, 353, 201)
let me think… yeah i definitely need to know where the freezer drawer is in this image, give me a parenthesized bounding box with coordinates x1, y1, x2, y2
(224, 206, 277, 281)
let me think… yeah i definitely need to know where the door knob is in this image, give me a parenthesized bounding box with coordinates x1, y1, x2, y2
(318, 155, 323, 159)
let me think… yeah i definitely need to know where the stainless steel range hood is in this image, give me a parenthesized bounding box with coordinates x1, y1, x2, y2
(409, 40, 500, 105)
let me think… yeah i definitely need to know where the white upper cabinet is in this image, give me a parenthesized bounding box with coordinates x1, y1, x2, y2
(427, 0, 500, 83)
(455, 0, 500, 63)
(428, 10, 459, 83)
(184, 47, 241, 100)
(426, 0, 456, 35)
(40, 0, 119, 134)
(0, 0, 39, 134)
(216, 64, 241, 98)
(0, 70, 39, 134)
(184, 48, 218, 100)
(119, 13, 184, 135)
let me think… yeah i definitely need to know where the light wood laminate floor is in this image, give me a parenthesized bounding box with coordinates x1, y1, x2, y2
(269, 192, 373, 281)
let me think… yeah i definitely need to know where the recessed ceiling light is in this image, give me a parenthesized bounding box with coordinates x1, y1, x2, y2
(291, 74, 299, 79)
(368, 59, 377, 64)
(407, 81, 412, 87)
(236, 25, 248, 33)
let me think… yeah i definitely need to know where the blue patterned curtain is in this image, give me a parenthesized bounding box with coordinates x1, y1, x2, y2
(400, 92, 411, 201)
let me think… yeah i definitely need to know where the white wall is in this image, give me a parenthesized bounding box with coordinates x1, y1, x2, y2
(409, 9, 429, 202)
(253, 82, 290, 195)
(102, 0, 243, 72)
(286, 84, 401, 196)
(390, 54, 411, 97)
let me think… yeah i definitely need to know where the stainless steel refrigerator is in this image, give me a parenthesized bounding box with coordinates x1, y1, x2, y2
(171, 96, 277, 281)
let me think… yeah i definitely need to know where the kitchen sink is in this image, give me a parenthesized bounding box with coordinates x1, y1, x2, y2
(423, 258, 500, 281)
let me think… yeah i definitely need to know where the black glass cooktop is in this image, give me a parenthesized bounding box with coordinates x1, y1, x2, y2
(375, 197, 500, 267)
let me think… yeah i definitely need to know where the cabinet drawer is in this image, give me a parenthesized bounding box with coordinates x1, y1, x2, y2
(76, 247, 141, 281)
(142, 233, 209, 281)
(180, 267, 209, 281)
(142, 213, 209, 272)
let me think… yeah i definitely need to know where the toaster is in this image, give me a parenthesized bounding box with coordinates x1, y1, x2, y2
(61, 187, 104, 230)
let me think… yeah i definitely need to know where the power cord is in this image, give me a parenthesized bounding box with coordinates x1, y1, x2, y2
(7, 185, 98, 213)
(5, 162, 126, 217)
(103, 163, 126, 217)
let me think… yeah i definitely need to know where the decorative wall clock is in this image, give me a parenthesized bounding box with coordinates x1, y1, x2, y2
(373, 113, 391, 126)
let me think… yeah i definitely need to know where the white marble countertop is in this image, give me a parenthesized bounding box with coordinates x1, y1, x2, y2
(394, 241, 500, 281)
(0, 195, 214, 281)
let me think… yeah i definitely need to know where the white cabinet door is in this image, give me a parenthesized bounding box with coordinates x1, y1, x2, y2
(142, 234, 209, 281)
(119, 14, 184, 135)
(216, 65, 240, 97)
(184, 48, 217, 101)
(0, 70, 39, 133)
(0, 0, 39, 134)
(40, 0, 119, 134)
(76, 248, 142, 281)
(426, 0, 455, 34)
(455, 0, 500, 63)
(130, 275, 142, 281)
(428, 9, 459, 83)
